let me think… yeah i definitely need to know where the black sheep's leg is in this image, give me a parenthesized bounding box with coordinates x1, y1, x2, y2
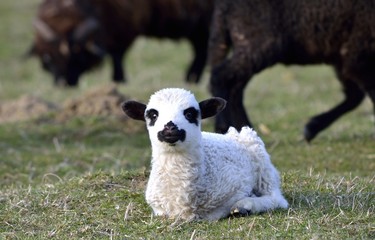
(368, 89, 375, 138)
(186, 35, 208, 84)
(304, 79, 365, 142)
(369, 89, 375, 113)
(210, 61, 233, 133)
(229, 80, 252, 130)
(110, 49, 125, 83)
(210, 59, 253, 133)
(207, 4, 235, 132)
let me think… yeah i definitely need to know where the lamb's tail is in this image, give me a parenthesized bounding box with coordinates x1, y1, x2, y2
(239, 126, 265, 147)
(226, 126, 265, 148)
(240, 127, 270, 164)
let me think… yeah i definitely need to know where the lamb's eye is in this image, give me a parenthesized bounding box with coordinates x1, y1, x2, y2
(146, 109, 158, 126)
(183, 107, 199, 125)
(185, 112, 193, 119)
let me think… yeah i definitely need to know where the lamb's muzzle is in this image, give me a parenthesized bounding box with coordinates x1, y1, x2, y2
(157, 121, 186, 144)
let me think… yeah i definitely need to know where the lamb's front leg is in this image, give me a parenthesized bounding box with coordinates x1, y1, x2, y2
(230, 190, 288, 216)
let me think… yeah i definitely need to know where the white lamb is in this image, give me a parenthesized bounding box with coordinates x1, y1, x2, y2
(122, 88, 288, 221)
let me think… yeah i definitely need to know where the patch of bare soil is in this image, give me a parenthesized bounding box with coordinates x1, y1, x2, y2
(0, 95, 57, 123)
(56, 85, 128, 121)
(0, 85, 129, 123)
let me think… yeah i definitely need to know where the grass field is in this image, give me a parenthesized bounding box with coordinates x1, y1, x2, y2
(1, 0, 374, 239)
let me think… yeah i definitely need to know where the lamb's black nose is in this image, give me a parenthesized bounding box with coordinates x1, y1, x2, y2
(158, 121, 186, 144)
(164, 121, 177, 131)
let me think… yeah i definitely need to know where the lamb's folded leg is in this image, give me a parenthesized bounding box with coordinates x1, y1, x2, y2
(230, 191, 288, 216)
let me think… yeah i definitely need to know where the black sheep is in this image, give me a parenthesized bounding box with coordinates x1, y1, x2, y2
(208, 0, 375, 141)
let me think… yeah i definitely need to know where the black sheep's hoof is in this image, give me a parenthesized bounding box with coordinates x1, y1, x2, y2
(303, 126, 317, 143)
(113, 77, 125, 83)
(304, 119, 322, 142)
(230, 207, 252, 217)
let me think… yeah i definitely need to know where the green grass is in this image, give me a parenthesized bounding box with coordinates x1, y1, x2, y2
(1, 0, 374, 239)
(1, 171, 374, 239)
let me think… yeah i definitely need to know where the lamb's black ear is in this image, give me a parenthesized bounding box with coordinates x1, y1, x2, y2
(199, 97, 227, 119)
(121, 101, 146, 121)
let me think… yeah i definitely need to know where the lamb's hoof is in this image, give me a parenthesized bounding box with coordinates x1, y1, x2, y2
(230, 207, 252, 217)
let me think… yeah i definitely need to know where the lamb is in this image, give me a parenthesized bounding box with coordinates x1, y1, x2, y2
(208, 0, 375, 141)
(122, 88, 288, 221)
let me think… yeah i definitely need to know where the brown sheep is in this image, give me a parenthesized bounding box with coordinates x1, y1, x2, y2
(29, 0, 213, 86)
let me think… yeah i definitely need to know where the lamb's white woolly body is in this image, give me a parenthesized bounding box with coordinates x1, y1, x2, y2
(123, 88, 288, 221)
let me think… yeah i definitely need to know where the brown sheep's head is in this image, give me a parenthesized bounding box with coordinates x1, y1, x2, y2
(27, 0, 106, 86)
